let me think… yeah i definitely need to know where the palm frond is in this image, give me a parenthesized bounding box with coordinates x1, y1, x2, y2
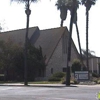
(56, 0, 73, 10)
(56, 0, 80, 10)
(81, 0, 96, 6)
(11, 0, 37, 3)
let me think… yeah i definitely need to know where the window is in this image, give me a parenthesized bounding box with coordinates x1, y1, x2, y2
(51, 68, 53, 74)
(93, 70, 97, 73)
(63, 68, 66, 72)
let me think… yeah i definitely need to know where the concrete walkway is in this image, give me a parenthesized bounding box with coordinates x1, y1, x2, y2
(0, 83, 100, 87)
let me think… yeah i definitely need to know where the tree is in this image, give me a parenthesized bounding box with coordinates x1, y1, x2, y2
(65, 0, 83, 70)
(82, 49, 95, 59)
(27, 43, 46, 81)
(73, 11, 84, 70)
(66, 0, 79, 86)
(82, 49, 95, 71)
(98, 63, 100, 75)
(56, 0, 80, 86)
(0, 40, 46, 81)
(56, 0, 77, 27)
(0, 20, 7, 32)
(0, 40, 22, 81)
(0, 24, 2, 32)
(56, 0, 68, 27)
(11, 0, 38, 85)
(81, 0, 97, 74)
(71, 59, 81, 73)
(13, 43, 46, 81)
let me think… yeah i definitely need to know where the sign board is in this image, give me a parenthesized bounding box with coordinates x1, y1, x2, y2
(74, 71, 89, 80)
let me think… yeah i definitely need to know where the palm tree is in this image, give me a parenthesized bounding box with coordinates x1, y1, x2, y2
(68, 0, 80, 60)
(66, 0, 81, 86)
(73, 11, 84, 70)
(11, 0, 37, 85)
(81, 0, 96, 75)
(56, 0, 72, 27)
(82, 49, 95, 59)
(56, 0, 80, 86)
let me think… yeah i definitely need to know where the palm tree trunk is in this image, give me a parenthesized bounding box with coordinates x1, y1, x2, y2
(66, 14, 73, 86)
(66, 0, 76, 86)
(75, 22, 84, 70)
(61, 20, 63, 27)
(24, 0, 31, 86)
(86, 8, 89, 79)
(86, 9, 89, 71)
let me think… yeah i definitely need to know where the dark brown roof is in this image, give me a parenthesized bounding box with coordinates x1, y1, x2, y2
(0, 26, 79, 64)
(34, 27, 68, 63)
(0, 27, 39, 46)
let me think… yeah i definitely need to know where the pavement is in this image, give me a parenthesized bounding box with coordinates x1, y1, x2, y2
(0, 83, 100, 100)
(0, 83, 52, 86)
(0, 82, 100, 87)
(0, 83, 67, 87)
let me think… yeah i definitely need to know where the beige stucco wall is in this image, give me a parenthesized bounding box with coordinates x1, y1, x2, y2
(88, 57, 100, 74)
(45, 34, 79, 80)
(83, 57, 100, 74)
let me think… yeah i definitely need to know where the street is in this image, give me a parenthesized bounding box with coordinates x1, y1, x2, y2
(0, 84, 100, 100)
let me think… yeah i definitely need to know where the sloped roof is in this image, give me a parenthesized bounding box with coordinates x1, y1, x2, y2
(0, 26, 79, 64)
(0, 27, 39, 46)
(34, 27, 68, 63)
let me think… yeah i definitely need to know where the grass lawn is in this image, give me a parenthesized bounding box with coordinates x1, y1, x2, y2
(0, 81, 61, 84)
(28, 81, 61, 84)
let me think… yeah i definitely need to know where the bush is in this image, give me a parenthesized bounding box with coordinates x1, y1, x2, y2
(92, 77, 98, 83)
(52, 72, 65, 78)
(61, 77, 79, 84)
(97, 80, 100, 84)
(0, 74, 4, 81)
(61, 76, 66, 84)
(92, 73, 99, 78)
(48, 77, 61, 81)
(71, 59, 81, 73)
(48, 72, 65, 82)
(73, 79, 79, 84)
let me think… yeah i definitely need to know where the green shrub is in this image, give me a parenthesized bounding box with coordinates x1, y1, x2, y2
(92, 73, 99, 78)
(71, 59, 81, 73)
(0, 74, 4, 81)
(61, 76, 66, 84)
(92, 77, 98, 83)
(52, 72, 65, 78)
(73, 79, 79, 84)
(97, 80, 100, 84)
(61, 76, 79, 84)
(48, 77, 61, 81)
(48, 72, 65, 82)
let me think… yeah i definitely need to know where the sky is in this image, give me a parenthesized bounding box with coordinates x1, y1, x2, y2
(0, 0, 100, 56)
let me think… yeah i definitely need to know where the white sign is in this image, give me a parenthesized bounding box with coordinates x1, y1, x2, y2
(74, 74, 78, 80)
(74, 71, 89, 80)
(79, 74, 88, 79)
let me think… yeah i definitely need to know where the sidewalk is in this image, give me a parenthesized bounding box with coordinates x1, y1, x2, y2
(0, 83, 100, 87)
(0, 83, 66, 87)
